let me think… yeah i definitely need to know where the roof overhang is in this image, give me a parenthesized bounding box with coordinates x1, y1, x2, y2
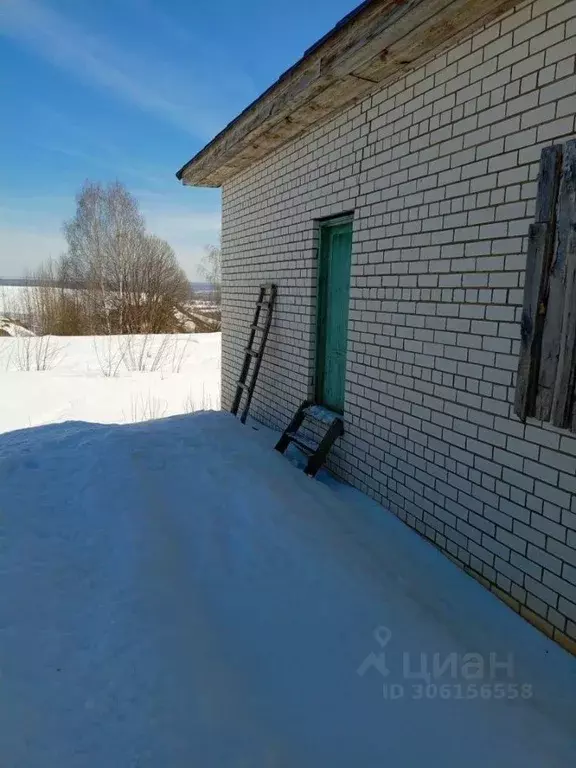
(177, 0, 517, 188)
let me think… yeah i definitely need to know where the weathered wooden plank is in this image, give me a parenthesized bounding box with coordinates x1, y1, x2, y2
(535, 140, 576, 422)
(514, 145, 562, 421)
(177, 0, 519, 186)
(572, 372, 576, 432)
(551, 228, 576, 428)
(535, 145, 564, 223)
(359, 0, 518, 82)
(514, 223, 554, 420)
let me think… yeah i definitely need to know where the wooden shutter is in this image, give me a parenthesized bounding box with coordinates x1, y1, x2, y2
(515, 140, 576, 431)
(515, 145, 562, 422)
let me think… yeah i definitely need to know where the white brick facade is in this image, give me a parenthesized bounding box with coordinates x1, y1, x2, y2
(221, 0, 576, 650)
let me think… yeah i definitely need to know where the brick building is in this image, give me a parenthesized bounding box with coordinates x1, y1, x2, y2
(178, 0, 576, 652)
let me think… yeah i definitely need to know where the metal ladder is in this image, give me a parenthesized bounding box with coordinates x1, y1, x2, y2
(231, 283, 277, 424)
(275, 400, 344, 477)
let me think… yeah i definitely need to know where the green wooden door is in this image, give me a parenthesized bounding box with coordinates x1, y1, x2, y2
(316, 218, 352, 412)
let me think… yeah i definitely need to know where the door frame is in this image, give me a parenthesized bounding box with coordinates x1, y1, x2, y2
(314, 213, 353, 412)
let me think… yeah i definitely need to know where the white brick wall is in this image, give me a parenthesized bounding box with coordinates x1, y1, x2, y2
(221, 0, 576, 646)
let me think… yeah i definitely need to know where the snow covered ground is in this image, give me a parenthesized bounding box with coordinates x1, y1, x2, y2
(0, 284, 28, 315)
(0, 316, 34, 337)
(0, 333, 220, 433)
(0, 411, 575, 766)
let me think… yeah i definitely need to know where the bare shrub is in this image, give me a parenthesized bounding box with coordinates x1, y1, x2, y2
(92, 336, 126, 377)
(35, 336, 64, 371)
(123, 334, 173, 373)
(149, 335, 174, 373)
(170, 336, 193, 374)
(126, 393, 168, 422)
(182, 384, 216, 414)
(13, 337, 33, 371)
(12, 336, 63, 371)
(18, 261, 87, 336)
(124, 334, 151, 373)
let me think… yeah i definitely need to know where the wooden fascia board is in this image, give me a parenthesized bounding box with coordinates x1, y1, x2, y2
(177, 0, 517, 188)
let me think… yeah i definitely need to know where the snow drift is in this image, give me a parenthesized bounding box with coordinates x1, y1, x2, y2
(0, 333, 220, 434)
(0, 412, 575, 766)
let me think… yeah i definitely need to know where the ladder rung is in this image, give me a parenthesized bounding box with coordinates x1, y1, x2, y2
(231, 283, 276, 422)
(286, 431, 317, 454)
(275, 399, 342, 477)
(303, 404, 341, 425)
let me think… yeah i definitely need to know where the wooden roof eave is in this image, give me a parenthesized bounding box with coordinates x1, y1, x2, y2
(176, 0, 517, 188)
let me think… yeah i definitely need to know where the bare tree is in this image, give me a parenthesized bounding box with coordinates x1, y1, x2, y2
(27, 181, 191, 336)
(118, 234, 191, 333)
(62, 181, 146, 333)
(199, 242, 221, 306)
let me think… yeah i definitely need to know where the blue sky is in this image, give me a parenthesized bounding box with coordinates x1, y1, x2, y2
(0, 0, 354, 279)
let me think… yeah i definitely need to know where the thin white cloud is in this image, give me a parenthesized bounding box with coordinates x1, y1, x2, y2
(0, 0, 248, 139)
(121, 0, 199, 47)
(142, 209, 222, 236)
(143, 209, 221, 279)
(0, 202, 220, 280)
(41, 144, 174, 189)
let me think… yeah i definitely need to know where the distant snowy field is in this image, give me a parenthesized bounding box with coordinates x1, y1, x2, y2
(0, 283, 27, 311)
(0, 333, 221, 433)
(0, 284, 37, 320)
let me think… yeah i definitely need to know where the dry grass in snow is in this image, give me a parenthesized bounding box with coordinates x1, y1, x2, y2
(0, 333, 220, 433)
